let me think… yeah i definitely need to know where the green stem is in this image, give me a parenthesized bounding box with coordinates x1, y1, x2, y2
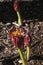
(18, 48, 26, 65)
(17, 11, 22, 26)
(26, 46, 30, 60)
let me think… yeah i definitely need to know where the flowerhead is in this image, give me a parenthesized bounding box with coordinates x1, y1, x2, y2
(10, 29, 24, 48)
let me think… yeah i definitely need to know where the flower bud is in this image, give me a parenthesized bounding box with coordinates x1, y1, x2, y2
(24, 34, 30, 46)
(13, 0, 20, 12)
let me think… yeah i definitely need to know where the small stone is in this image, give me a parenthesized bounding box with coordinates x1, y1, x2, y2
(0, 62, 2, 65)
(18, 60, 22, 63)
(41, 52, 43, 54)
(41, 62, 43, 65)
(30, 60, 34, 65)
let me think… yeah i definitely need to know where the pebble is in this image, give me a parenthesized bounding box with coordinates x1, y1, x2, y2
(18, 60, 22, 63)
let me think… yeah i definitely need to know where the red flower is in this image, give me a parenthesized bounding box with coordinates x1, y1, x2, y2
(10, 30, 19, 48)
(10, 30, 24, 48)
(24, 34, 30, 46)
(13, 0, 20, 12)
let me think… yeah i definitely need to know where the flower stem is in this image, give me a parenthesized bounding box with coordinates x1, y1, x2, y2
(26, 46, 30, 60)
(18, 48, 26, 65)
(17, 11, 22, 26)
